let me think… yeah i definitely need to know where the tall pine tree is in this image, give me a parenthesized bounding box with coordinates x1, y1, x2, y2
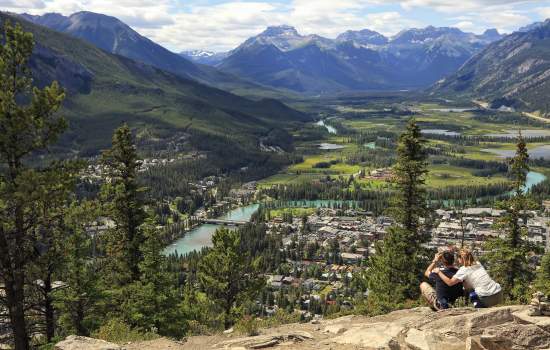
(367, 118, 429, 309)
(535, 252, 550, 296)
(484, 132, 537, 302)
(55, 201, 102, 337)
(198, 228, 264, 329)
(120, 220, 185, 337)
(100, 124, 147, 286)
(0, 21, 66, 350)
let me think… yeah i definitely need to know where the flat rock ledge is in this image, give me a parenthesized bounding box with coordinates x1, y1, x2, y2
(54, 335, 121, 350)
(55, 305, 550, 350)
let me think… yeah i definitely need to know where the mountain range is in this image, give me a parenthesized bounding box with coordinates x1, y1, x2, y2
(14, 10, 550, 115)
(433, 19, 550, 113)
(20, 11, 509, 96)
(216, 25, 502, 94)
(19, 11, 285, 98)
(1, 12, 307, 158)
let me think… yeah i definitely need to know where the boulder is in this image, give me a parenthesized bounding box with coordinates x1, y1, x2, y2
(55, 336, 121, 350)
(332, 322, 405, 349)
(514, 308, 550, 332)
(322, 324, 347, 334)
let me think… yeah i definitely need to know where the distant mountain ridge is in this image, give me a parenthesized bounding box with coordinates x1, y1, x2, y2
(2, 12, 307, 157)
(21, 11, 202, 78)
(180, 50, 228, 65)
(19, 11, 280, 97)
(432, 19, 550, 113)
(217, 24, 502, 94)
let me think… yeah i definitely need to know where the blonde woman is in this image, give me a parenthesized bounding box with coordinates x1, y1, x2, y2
(434, 249, 503, 308)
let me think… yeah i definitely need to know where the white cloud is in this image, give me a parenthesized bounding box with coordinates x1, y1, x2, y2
(18, 0, 174, 28)
(537, 7, 550, 20)
(2, 0, 548, 51)
(393, 0, 541, 12)
(454, 21, 476, 31)
(0, 0, 45, 10)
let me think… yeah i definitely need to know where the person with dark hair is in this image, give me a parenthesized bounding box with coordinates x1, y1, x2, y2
(420, 251, 464, 310)
(435, 249, 502, 308)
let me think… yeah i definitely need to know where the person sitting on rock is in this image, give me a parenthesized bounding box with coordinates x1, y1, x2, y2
(420, 251, 463, 310)
(435, 249, 503, 308)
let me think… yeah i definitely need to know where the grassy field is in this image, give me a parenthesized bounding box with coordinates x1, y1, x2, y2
(426, 164, 509, 187)
(260, 101, 550, 190)
(268, 207, 317, 218)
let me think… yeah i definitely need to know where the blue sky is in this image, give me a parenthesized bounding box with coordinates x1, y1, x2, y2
(2, 0, 550, 51)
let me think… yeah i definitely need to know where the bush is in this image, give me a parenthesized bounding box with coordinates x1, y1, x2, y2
(259, 309, 302, 328)
(92, 319, 159, 343)
(234, 315, 260, 336)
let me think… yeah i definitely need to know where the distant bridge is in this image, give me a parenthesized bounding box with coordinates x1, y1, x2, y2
(200, 219, 248, 226)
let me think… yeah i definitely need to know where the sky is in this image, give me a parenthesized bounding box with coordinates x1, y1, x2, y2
(2, 0, 550, 52)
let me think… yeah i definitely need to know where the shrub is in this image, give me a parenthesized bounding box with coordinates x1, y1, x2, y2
(92, 319, 159, 343)
(234, 315, 260, 336)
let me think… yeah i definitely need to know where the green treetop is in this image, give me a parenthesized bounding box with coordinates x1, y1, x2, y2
(484, 132, 538, 302)
(198, 227, 264, 329)
(100, 124, 147, 286)
(367, 118, 430, 309)
(0, 21, 66, 350)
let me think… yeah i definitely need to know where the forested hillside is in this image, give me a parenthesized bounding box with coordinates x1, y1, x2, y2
(433, 19, 550, 113)
(0, 12, 308, 158)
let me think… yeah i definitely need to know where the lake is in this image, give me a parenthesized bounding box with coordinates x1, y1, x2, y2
(319, 143, 345, 150)
(316, 120, 337, 134)
(524, 171, 547, 193)
(164, 203, 259, 256)
(429, 108, 475, 113)
(482, 145, 550, 160)
(421, 129, 461, 136)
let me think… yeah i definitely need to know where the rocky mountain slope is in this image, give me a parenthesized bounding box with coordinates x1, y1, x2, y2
(54, 305, 550, 350)
(19, 12, 277, 96)
(21, 12, 202, 79)
(1, 12, 306, 156)
(433, 19, 550, 113)
(217, 25, 502, 94)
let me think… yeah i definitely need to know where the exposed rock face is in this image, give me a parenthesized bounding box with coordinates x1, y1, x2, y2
(54, 335, 121, 350)
(206, 306, 550, 350)
(55, 306, 550, 350)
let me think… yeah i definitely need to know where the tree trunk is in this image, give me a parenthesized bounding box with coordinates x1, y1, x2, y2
(4, 274, 30, 350)
(75, 301, 87, 336)
(44, 274, 55, 342)
(0, 224, 30, 350)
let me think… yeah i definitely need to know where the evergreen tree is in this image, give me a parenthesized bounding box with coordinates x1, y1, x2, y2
(55, 201, 102, 337)
(120, 220, 185, 337)
(32, 163, 82, 342)
(367, 118, 429, 307)
(100, 124, 147, 286)
(484, 132, 537, 302)
(198, 228, 264, 329)
(0, 21, 66, 350)
(535, 252, 550, 296)
(388, 118, 429, 236)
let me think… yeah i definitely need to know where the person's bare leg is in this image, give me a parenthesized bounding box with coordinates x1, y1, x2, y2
(420, 282, 439, 311)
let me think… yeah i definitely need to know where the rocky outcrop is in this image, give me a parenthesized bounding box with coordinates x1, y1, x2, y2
(54, 335, 121, 350)
(530, 292, 550, 316)
(55, 305, 550, 350)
